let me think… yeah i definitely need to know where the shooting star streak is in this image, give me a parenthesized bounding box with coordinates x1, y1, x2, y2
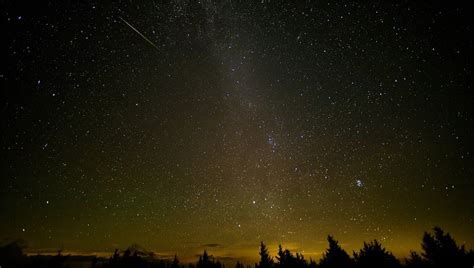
(119, 17, 160, 51)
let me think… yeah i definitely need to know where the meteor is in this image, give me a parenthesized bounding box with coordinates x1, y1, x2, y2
(119, 17, 160, 51)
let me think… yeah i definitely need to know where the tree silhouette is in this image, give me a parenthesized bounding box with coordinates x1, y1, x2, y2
(196, 250, 222, 268)
(405, 251, 428, 268)
(197, 250, 210, 268)
(1, 227, 473, 268)
(275, 245, 307, 268)
(418, 226, 473, 268)
(353, 240, 400, 268)
(256, 242, 273, 268)
(171, 254, 180, 268)
(308, 259, 317, 268)
(105, 248, 146, 268)
(276, 245, 287, 267)
(319, 235, 354, 268)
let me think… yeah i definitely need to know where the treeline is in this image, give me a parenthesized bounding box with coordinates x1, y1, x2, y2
(254, 227, 473, 268)
(0, 227, 473, 268)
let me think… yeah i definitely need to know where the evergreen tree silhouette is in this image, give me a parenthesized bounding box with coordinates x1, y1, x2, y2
(293, 252, 307, 268)
(3, 227, 474, 268)
(105, 248, 147, 268)
(197, 250, 210, 268)
(171, 254, 180, 268)
(405, 251, 428, 268)
(275, 245, 307, 268)
(353, 240, 400, 268)
(308, 259, 317, 268)
(196, 250, 222, 268)
(276, 245, 286, 267)
(108, 249, 120, 266)
(319, 235, 354, 268)
(256, 242, 273, 268)
(420, 226, 473, 268)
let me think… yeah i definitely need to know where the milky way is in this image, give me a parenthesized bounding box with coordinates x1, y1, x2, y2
(1, 0, 473, 264)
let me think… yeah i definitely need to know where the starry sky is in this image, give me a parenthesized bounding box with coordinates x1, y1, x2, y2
(1, 0, 473, 264)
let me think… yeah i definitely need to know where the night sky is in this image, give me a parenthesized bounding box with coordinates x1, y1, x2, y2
(1, 0, 473, 264)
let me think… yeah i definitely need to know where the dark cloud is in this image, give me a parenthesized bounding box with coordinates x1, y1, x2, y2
(201, 243, 222, 248)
